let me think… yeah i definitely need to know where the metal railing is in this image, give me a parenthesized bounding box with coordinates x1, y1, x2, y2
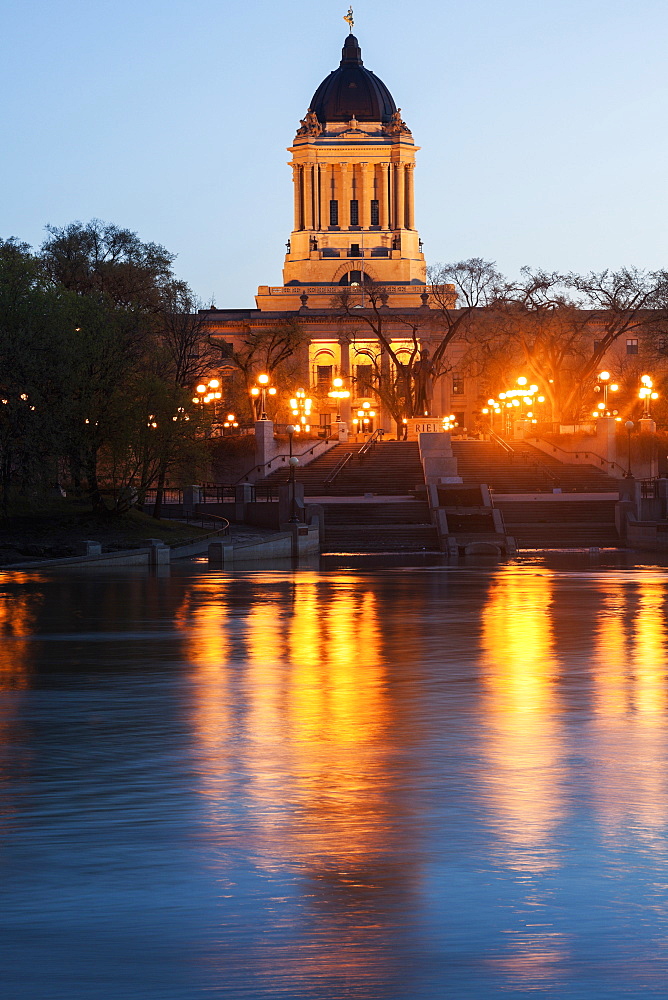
(142, 488, 183, 505)
(234, 433, 339, 483)
(178, 512, 231, 535)
(323, 451, 353, 487)
(358, 428, 384, 461)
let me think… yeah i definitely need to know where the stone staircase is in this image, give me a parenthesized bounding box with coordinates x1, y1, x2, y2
(262, 440, 426, 496)
(259, 441, 439, 552)
(495, 499, 620, 549)
(254, 437, 624, 552)
(452, 440, 618, 493)
(451, 440, 621, 548)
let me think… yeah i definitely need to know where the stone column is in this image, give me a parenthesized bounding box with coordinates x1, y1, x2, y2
(379, 164, 389, 230)
(339, 162, 351, 228)
(338, 336, 352, 425)
(395, 163, 406, 231)
(304, 163, 314, 230)
(360, 162, 370, 228)
(387, 163, 394, 230)
(315, 164, 322, 230)
(292, 164, 302, 231)
(380, 346, 392, 431)
(405, 163, 415, 230)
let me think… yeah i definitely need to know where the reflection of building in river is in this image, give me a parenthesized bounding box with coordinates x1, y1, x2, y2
(178, 573, 416, 992)
(592, 575, 668, 847)
(480, 565, 564, 872)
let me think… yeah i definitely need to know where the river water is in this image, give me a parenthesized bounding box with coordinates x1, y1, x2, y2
(2, 554, 668, 998)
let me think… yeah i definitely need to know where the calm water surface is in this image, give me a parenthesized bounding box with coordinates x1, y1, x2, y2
(2, 556, 668, 998)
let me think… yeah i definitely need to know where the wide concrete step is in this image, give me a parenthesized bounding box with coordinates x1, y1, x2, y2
(323, 524, 440, 553)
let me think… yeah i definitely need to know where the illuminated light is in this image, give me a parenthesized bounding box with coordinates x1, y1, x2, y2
(529, 384, 538, 392)
(598, 403, 605, 410)
(214, 392, 222, 399)
(227, 414, 235, 422)
(192, 396, 199, 404)
(615, 416, 622, 421)
(517, 376, 528, 386)
(537, 396, 545, 403)
(305, 424, 310, 432)
(499, 392, 507, 399)
(599, 371, 610, 381)
(268, 387, 277, 396)
(258, 374, 270, 385)
(610, 384, 619, 392)
(449, 414, 455, 420)
(369, 410, 376, 417)
(402, 418, 408, 424)
(487, 398, 495, 406)
(251, 387, 260, 396)
(652, 392, 659, 399)
(512, 399, 520, 407)
(362, 401, 371, 409)
(482, 408, 489, 414)
(196, 384, 207, 394)
(333, 377, 343, 388)
(527, 411, 533, 418)
(641, 374, 653, 387)
(208, 379, 220, 389)
(352, 418, 359, 424)
(523, 396, 532, 405)
(531, 419, 537, 423)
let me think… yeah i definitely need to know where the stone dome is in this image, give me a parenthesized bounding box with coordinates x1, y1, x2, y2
(309, 35, 397, 124)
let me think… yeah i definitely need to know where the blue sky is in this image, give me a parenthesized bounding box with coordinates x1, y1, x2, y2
(2, 0, 668, 304)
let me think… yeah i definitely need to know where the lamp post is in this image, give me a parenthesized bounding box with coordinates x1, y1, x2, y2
(193, 378, 223, 422)
(286, 424, 300, 523)
(289, 389, 312, 433)
(624, 420, 634, 478)
(327, 377, 350, 422)
(639, 374, 659, 419)
(352, 400, 376, 436)
(250, 373, 276, 420)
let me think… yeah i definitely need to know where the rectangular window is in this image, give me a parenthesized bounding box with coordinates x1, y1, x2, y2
(626, 339, 638, 355)
(316, 365, 332, 386)
(452, 377, 465, 395)
(349, 244, 361, 258)
(320, 412, 332, 429)
(355, 364, 374, 396)
(329, 200, 338, 226)
(370, 200, 379, 226)
(349, 199, 359, 226)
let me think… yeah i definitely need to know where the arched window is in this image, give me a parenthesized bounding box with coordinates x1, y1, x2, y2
(338, 271, 372, 286)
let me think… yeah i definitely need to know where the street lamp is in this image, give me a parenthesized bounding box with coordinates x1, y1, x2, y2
(327, 377, 350, 422)
(286, 424, 300, 523)
(250, 373, 276, 420)
(289, 389, 312, 432)
(352, 400, 376, 435)
(624, 420, 634, 478)
(222, 412, 239, 435)
(639, 374, 659, 419)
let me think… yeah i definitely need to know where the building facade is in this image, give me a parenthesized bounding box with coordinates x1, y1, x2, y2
(204, 31, 477, 433)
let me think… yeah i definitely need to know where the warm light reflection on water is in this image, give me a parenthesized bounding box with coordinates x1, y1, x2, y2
(178, 572, 396, 992)
(480, 566, 564, 869)
(593, 575, 668, 849)
(3, 562, 668, 998)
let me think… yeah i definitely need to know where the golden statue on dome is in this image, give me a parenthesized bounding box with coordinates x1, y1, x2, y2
(343, 7, 354, 31)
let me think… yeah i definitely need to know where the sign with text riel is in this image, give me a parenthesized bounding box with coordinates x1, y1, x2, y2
(406, 418, 442, 439)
